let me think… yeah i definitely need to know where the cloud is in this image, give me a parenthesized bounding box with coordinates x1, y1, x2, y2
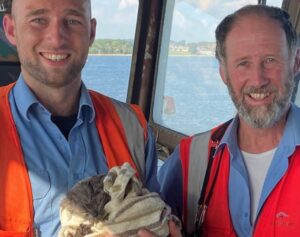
(173, 9, 187, 29)
(90, 0, 138, 39)
(170, 1, 219, 42)
(175, 0, 261, 18)
(169, 0, 270, 42)
(118, 0, 138, 10)
(176, 0, 220, 11)
(89, 0, 282, 41)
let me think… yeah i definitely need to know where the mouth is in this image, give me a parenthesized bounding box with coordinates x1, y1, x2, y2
(249, 92, 271, 100)
(40, 52, 70, 62)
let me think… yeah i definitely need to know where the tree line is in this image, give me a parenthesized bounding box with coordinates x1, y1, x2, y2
(89, 39, 215, 56)
(89, 39, 134, 55)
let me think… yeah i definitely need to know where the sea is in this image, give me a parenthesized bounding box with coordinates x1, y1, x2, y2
(82, 55, 236, 136)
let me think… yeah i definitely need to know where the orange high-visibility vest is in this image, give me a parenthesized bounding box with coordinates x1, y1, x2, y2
(0, 83, 148, 237)
(181, 126, 300, 236)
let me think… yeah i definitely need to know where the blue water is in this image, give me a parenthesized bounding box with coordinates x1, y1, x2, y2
(82, 55, 131, 102)
(158, 56, 236, 135)
(82, 55, 236, 135)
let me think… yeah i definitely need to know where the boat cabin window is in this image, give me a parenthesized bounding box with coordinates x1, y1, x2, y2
(152, 0, 260, 137)
(266, 0, 283, 7)
(82, 0, 139, 102)
(0, 12, 20, 86)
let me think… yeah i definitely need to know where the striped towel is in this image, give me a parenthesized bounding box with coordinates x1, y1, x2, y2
(58, 163, 178, 237)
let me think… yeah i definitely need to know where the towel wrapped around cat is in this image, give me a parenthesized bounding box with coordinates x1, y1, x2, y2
(58, 162, 180, 237)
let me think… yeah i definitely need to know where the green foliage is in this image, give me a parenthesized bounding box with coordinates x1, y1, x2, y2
(169, 40, 215, 56)
(89, 39, 134, 55)
(89, 39, 215, 56)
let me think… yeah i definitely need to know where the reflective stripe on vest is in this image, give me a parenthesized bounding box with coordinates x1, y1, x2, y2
(180, 131, 211, 234)
(108, 97, 147, 181)
(180, 120, 231, 234)
(0, 85, 147, 236)
(89, 91, 147, 181)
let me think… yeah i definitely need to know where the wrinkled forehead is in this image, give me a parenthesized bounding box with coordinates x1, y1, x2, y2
(224, 15, 289, 62)
(227, 14, 285, 43)
(232, 13, 282, 32)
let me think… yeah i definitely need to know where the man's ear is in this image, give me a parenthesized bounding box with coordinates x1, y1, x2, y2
(293, 48, 300, 76)
(89, 18, 97, 46)
(219, 63, 228, 85)
(2, 14, 17, 46)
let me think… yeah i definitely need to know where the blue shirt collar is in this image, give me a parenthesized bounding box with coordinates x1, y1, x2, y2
(217, 104, 300, 159)
(78, 85, 95, 123)
(215, 115, 239, 160)
(278, 104, 300, 153)
(12, 74, 95, 122)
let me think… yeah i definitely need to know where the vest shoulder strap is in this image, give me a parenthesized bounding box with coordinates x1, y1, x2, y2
(180, 119, 232, 234)
(89, 91, 147, 181)
(180, 130, 211, 234)
(128, 104, 147, 140)
(109, 98, 147, 180)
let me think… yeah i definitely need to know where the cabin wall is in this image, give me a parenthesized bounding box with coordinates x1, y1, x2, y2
(282, 0, 300, 33)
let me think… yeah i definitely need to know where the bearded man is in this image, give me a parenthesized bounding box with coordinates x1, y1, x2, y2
(156, 4, 300, 237)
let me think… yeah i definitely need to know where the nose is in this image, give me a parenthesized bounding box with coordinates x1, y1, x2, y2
(46, 19, 68, 48)
(250, 62, 269, 87)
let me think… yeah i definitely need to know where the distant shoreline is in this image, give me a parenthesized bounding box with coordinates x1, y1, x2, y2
(88, 53, 214, 57)
(88, 53, 132, 56)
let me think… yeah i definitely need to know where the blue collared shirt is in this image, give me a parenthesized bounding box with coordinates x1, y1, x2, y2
(159, 104, 300, 236)
(9, 76, 159, 237)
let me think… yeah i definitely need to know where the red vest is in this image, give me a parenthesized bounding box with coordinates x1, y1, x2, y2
(181, 128, 300, 236)
(0, 83, 147, 237)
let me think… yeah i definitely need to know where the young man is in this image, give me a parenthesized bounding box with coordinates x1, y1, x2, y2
(0, 0, 158, 236)
(158, 5, 300, 237)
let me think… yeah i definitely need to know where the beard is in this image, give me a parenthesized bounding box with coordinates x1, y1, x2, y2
(20, 53, 87, 88)
(226, 72, 294, 129)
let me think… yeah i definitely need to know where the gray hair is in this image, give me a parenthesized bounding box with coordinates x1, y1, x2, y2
(215, 5, 298, 63)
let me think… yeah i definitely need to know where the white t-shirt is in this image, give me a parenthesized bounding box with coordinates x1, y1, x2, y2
(241, 148, 276, 225)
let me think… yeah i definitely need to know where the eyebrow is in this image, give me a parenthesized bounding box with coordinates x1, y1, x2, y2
(24, 7, 87, 18)
(25, 8, 49, 18)
(234, 56, 250, 64)
(63, 8, 86, 17)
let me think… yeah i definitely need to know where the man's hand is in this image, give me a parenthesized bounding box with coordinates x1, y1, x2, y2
(137, 220, 182, 237)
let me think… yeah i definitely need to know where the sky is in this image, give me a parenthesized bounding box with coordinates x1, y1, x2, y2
(91, 0, 283, 42)
(91, 0, 139, 40)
